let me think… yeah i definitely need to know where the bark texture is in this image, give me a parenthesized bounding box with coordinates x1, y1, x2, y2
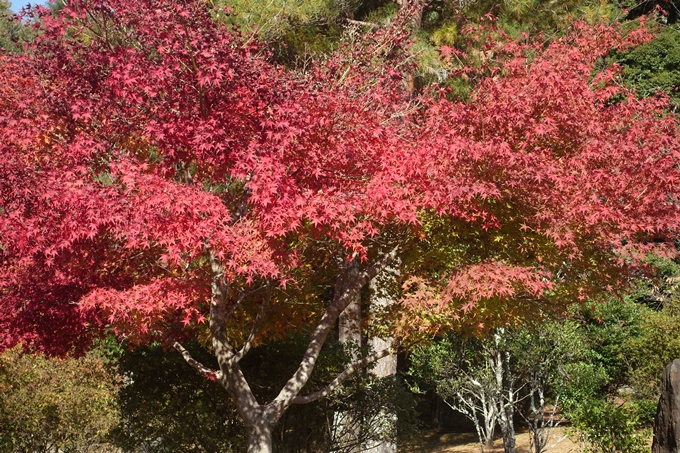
(335, 263, 362, 453)
(363, 264, 399, 453)
(653, 359, 680, 453)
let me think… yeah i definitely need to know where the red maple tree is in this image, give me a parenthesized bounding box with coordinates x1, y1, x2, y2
(1, 1, 679, 451)
(398, 20, 680, 330)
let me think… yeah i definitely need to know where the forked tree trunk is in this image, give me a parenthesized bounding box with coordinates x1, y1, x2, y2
(175, 249, 399, 453)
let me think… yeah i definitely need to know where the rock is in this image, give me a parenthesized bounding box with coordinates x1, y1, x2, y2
(653, 359, 680, 453)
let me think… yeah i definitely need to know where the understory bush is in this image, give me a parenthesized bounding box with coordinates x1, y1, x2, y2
(568, 399, 649, 453)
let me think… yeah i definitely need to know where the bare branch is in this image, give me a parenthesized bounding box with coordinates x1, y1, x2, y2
(205, 251, 264, 423)
(173, 341, 222, 379)
(225, 286, 253, 320)
(209, 252, 237, 365)
(291, 347, 393, 405)
(358, 244, 401, 287)
(233, 282, 272, 363)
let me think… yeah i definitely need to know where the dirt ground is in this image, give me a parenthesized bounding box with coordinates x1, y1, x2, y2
(401, 426, 582, 453)
(402, 426, 656, 453)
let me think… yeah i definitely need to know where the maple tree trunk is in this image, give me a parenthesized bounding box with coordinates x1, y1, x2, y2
(245, 421, 274, 453)
(220, 365, 280, 453)
(203, 251, 397, 453)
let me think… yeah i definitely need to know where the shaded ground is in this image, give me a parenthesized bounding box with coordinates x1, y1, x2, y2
(401, 426, 580, 453)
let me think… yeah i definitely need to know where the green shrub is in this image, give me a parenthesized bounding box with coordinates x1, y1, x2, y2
(0, 346, 119, 453)
(569, 399, 649, 453)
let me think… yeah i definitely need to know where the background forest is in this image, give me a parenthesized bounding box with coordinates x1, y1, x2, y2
(2, 0, 680, 452)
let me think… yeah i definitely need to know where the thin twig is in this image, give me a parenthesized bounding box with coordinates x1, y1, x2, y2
(292, 347, 393, 405)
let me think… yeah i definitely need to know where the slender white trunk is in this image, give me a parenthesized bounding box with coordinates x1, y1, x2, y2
(493, 331, 515, 453)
